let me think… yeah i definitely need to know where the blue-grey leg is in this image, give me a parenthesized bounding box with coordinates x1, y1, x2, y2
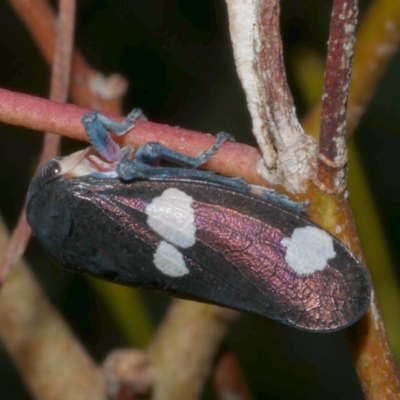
(109, 116, 306, 214)
(135, 131, 234, 168)
(247, 185, 308, 214)
(81, 109, 146, 162)
(94, 108, 146, 136)
(117, 131, 239, 184)
(117, 156, 306, 214)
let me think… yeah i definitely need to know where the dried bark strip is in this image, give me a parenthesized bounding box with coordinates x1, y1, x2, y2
(225, 0, 316, 193)
(316, 0, 358, 193)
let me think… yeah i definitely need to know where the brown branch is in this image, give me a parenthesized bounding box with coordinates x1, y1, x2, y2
(304, 182, 400, 399)
(318, 185, 400, 398)
(148, 300, 239, 400)
(316, 0, 357, 194)
(347, 293, 400, 398)
(296, 0, 400, 397)
(227, 0, 399, 397)
(293, 28, 400, 365)
(0, 217, 107, 400)
(0, 0, 76, 284)
(225, 0, 316, 193)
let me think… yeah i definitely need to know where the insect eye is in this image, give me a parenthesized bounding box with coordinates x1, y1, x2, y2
(40, 160, 62, 180)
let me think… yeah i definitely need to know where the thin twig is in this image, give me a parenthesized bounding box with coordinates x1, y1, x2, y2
(347, 0, 400, 137)
(312, 0, 400, 397)
(0, 1, 129, 398)
(293, 17, 400, 363)
(48, 0, 76, 105)
(347, 292, 400, 398)
(227, 0, 400, 398)
(0, 0, 76, 284)
(302, 0, 400, 141)
(316, 0, 357, 194)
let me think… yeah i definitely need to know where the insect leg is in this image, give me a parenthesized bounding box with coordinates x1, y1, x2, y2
(248, 184, 308, 214)
(119, 132, 306, 213)
(81, 109, 146, 162)
(135, 131, 234, 168)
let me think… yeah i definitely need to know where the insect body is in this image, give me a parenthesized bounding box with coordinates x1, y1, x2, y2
(26, 111, 371, 332)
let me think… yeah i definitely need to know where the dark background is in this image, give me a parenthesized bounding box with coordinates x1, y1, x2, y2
(0, 0, 398, 398)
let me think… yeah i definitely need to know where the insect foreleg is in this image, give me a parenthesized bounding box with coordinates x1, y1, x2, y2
(81, 109, 146, 162)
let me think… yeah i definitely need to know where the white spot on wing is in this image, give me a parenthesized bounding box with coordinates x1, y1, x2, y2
(281, 226, 336, 275)
(153, 240, 189, 277)
(145, 188, 196, 248)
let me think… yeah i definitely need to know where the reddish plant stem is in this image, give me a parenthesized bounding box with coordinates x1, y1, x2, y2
(316, 0, 358, 193)
(0, 88, 280, 192)
(299, 0, 400, 396)
(228, 0, 399, 397)
(302, 0, 400, 142)
(308, 190, 400, 398)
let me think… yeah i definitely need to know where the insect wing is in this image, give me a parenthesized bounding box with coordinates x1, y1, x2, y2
(66, 176, 370, 332)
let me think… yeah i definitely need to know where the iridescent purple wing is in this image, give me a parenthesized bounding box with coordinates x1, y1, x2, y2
(62, 176, 370, 332)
